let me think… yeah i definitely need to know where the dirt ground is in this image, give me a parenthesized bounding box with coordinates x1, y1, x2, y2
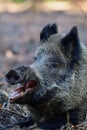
(0, 1, 87, 93)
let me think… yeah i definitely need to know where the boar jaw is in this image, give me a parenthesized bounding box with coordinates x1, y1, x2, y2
(9, 80, 39, 103)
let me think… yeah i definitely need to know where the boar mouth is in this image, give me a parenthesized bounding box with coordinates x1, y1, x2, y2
(9, 80, 38, 103)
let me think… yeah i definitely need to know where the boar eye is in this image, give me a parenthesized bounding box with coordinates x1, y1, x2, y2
(46, 63, 58, 69)
(51, 63, 58, 68)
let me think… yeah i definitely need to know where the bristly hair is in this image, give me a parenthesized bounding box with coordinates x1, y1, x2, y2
(40, 23, 58, 42)
(61, 26, 81, 68)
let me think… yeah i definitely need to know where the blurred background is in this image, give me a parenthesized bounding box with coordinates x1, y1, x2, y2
(0, 0, 87, 91)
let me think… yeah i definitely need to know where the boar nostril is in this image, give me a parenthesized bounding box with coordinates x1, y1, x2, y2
(5, 70, 20, 84)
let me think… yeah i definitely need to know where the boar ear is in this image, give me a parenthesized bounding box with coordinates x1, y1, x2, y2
(40, 23, 58, 41)
(61, 26, 81, 68)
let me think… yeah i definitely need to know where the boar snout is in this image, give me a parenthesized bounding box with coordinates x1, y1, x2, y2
(5, 65, 41, 86)
(5, 69, 20, 85)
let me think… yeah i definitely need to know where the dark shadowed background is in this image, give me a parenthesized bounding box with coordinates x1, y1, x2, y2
(0, 0, 87, 92)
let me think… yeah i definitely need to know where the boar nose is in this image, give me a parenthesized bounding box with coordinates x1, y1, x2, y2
(5, 70, 20, 85)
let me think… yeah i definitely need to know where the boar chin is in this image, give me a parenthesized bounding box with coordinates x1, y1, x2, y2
(9, 80, 39, 103)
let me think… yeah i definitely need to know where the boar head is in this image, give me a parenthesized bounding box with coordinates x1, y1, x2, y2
(5, 23, 81, 112)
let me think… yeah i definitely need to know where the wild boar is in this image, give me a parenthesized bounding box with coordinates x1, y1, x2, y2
(5, 23, 87, 129)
